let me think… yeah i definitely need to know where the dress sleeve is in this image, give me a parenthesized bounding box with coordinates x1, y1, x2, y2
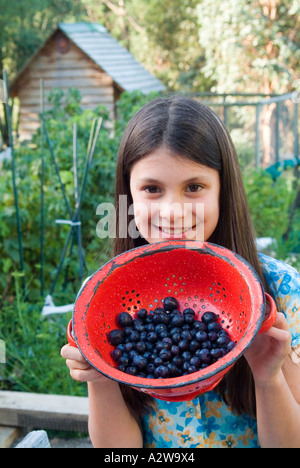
(259, 254, 300, 348)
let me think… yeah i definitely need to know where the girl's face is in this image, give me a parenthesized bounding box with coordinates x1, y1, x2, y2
(130, 147, 220, 244)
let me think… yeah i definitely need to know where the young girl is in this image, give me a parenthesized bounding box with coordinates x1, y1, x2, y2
(61, 96, 300, 448)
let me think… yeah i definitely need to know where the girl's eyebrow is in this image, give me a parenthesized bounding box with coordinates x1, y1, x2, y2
(136, 175, 211, 185)
(136, 177, 160, 184)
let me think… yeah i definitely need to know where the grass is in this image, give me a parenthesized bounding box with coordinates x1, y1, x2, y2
(0, 273, 87, 397)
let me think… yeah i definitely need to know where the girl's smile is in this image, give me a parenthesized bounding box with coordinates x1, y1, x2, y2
(130, 147, 220, 244)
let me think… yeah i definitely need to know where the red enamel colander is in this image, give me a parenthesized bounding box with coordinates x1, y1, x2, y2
(67, 240, 277, 401)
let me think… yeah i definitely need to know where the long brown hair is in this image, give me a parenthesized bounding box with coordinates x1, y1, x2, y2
(113, 95, 267, 418)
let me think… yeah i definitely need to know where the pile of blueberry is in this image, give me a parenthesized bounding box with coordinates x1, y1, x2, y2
(108, 296, 236, 379)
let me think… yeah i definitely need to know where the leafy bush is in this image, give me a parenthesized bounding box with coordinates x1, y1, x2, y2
(0, 89, 157, 395)
(243, 168, 295, 239)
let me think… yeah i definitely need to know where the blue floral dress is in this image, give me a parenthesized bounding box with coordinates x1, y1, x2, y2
(142, 254, 300, 448)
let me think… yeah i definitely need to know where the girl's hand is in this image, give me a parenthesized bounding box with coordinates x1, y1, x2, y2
(61, 344, 111, 384)
(244, 312, 292, 386)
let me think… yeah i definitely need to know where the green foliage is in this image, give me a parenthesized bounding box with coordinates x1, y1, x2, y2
(0, 273, 85, 395)
(197, 0, 300, 94)
(0, 89, 156, 395)
(0, 89, 157, 306)
(243, 167, 298, 250)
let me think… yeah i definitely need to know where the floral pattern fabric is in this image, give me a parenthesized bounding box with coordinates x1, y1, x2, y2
(142, 254, 300, 448)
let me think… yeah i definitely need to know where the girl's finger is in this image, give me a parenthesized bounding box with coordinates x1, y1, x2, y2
(61, 344, 86, 361)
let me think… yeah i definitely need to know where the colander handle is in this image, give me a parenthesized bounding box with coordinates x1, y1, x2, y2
(259, 293, 277, 335)
(67, 319, 77, 348)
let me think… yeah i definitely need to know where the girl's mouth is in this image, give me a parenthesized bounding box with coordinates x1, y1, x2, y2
(155, 225, 196, 239)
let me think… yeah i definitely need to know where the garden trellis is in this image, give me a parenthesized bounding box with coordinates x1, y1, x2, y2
(39, 80, 102, 315)
(2, 72, 103, 313)
(3, 71, 26, 296)
(188, 92, 299, 172)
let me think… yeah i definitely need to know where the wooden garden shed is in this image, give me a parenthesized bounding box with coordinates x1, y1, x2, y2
(10, 22, 166, 141)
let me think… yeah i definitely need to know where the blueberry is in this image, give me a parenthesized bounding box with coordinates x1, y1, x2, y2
(108, 329, 125, 346)
(158, 312, 170, 325)
(183, 308, 195, 316)
(167, 362, 179, 377)
(207, 321, 222, 333)
(172, 355, 183, 368)
(181, 330, 192, 341)
(181, 351, 191, 361)
(159, 349, 172, 361)
(208, 331, 218, 342)
(190, 356, 201, 368)
(195, 330, 208, 342)
(193, 321, 206, 332)
(118, 363, 127, 372)
(155, 323, 168, 335)
(117, 312, 133, 328)
(110, 348, 122, 361)
(153, 314, 163, 324)
(153, 356, 164, 367)
(133, 355, 148, 370)
(201, 312, 219, 324)
(216, 335, 231, 347)
(178, 339, 189, 351)
(135, 341, 147, 354)
(163, 296, 179, 311)
(147, 331, 158, 343)
(197, 348, 211, 363)
(200, 340, 212, 350)
(139, 331, 147, 341)
(146, 362, 155, 374)
(170, 314, 185, 327)
(123, 326, 134, 337)
(155, 341, 167, 352)
(154, 365, 170, 378)
(137, 308, 148, 320)
(226, 341, 236, 352)
(127, 329, 140, 342)
(128, 349, 138, 359)
(133, 319, 145, 332)
(182, 361, 191, 372)
(154, 365, 170, 379)
(184, 314, 195, 325)
(170, 332, 181, 342)
(126, 366, 138, 375)
(162, 336, 172, 345)
(189, 339, 201, 352)
(210, 348, 223, 360)
(171, 344, 180, 355)
(118, 355, 130, 367)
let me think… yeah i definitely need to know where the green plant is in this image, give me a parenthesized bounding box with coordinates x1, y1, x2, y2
(243, 167, 300, 270)
(0, 89, 157, 395)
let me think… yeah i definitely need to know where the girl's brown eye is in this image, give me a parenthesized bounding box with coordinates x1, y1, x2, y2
(145, 186, 160, 193)
(187, 184, 201, 192)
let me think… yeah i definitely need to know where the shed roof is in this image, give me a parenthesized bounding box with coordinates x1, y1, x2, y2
(59, 22, 165, 94)
(10, 22, 166, 96)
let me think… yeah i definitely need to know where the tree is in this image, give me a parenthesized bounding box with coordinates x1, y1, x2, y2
(81, 0, 212, 91)
(0, 0, 84, 79)
(197, 0, 300, 94)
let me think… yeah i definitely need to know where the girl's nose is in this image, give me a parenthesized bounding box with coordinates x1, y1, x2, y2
(159, 200, 184, 223)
